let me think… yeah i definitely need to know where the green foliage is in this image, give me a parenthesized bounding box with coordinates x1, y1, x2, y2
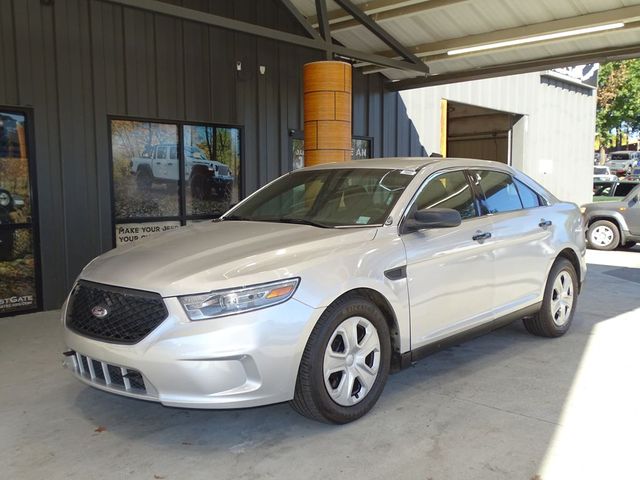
(596, 60, 640, 148)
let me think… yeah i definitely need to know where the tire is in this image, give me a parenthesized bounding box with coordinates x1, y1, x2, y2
(191, 174, 212, 200)
(587, 219, 620, 250)
(290, 294, 391, 424)
(136, 168, 153, 190)
(619, 241, 637, 250)
(523, 258, 578, 338)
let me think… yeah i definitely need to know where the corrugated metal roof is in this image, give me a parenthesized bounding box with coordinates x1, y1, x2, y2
(290, 0, 640, 85)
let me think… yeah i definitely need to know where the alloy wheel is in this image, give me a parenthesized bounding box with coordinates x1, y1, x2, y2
(590, 225, 614, 247)
(323, 316, 381, 406)
(551, 270, 574, 327)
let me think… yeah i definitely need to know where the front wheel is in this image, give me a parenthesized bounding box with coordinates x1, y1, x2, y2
(523, 258, 578, 337)
(587, 220, 620, 250)
(290, 295, 391, 423)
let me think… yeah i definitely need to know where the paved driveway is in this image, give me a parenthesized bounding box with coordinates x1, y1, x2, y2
(2, 248, 639, 480)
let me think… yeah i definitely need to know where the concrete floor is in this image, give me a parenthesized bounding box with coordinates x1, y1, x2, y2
(2, 248, 640, 480)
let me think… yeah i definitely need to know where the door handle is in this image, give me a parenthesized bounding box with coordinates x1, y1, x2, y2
(472, 231, 492, 241)
(539, 219, 552, 228)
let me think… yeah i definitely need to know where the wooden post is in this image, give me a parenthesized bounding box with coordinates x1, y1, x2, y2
(303, 60, 352, 166)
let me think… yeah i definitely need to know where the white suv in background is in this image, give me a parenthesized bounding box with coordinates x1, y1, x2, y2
(62, 158, 586, 423)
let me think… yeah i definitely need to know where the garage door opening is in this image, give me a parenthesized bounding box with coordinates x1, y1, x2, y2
(443, 100, 523, 165)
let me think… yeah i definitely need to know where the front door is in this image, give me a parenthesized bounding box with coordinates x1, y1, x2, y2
(401, 169, 495, 349)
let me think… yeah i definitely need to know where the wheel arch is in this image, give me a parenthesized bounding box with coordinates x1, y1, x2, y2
(556, 247, 583, 293)
(327, 288, 402, 370)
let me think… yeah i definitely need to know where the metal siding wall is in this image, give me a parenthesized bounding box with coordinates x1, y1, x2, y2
(0, 0, 427, 310)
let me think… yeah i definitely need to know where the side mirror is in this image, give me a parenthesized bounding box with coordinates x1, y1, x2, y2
(402, 207, 462, 233)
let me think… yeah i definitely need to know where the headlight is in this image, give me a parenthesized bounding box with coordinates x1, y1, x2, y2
(179, 278, 300, 320)
(579, 206, 586, 214)
(0, 192, 10, 207)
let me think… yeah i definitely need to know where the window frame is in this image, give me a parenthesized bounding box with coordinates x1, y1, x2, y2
(466, 168, 551, 217)
(108, 115, 244, 248)
(0, 105, 43, 318)
(399, 167, 482, 235)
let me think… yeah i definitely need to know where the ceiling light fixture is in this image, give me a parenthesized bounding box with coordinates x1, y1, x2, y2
(447, 22, 625, 56)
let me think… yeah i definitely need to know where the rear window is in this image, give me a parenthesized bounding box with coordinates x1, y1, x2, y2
(514, 179, 542, 209)
(594, 167, 607, 175)
(611, 153, 630, 160)
(472, 170, 523, 214)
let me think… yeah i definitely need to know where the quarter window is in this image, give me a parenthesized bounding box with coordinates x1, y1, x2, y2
(472, 170, 523, 214)
(414, 171, 477, 219)
(514, 178, 541, 208)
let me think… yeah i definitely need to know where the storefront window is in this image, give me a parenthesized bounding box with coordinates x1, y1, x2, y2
(290, 135, 372, 169)
(0, 110, 40, 316)
(110, 118, 241, 247)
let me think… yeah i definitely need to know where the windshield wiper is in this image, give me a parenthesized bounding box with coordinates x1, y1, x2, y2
(220, 215, 251, 221)
(270, 218, 332, 228)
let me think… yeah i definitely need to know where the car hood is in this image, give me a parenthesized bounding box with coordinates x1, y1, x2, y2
(80, 221, 377, 297)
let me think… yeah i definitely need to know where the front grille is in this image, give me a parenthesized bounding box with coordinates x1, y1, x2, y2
(74, 352, 147, 394)
(218, 164, 230, 176)
(66, 281, 168, 344)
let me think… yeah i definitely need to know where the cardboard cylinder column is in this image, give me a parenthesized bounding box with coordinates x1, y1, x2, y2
(303, 61, 352, 166)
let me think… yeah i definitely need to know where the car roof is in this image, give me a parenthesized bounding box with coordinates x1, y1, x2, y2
(300, 157, 516, 172)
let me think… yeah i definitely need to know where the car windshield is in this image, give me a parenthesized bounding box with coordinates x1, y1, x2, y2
(610, 153, 630, 160)
(226, 168, 415, 227)
(626, 184, 640, 201)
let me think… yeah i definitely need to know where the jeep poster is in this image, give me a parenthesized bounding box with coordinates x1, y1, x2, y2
(0, 111, 38, 316)
(111, 119, 240, 246)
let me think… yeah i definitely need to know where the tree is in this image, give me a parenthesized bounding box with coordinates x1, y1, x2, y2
(596, 60, 640, 151)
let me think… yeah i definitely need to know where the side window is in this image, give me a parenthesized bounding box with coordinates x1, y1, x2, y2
(616, 183, 637, 197)
(514, 178, 542, 209)
(169, 146, 178, 160)
(472, 170, 523, 214)
(155, 146, 168, 159)
(414, 170, 477, 220)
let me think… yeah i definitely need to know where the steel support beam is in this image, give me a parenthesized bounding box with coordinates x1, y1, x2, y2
(324, 0, 470, 31)
(100, 0, 428, 73)
(387, 44, 640, 91)
(279, 0, 321, 40)
(315, 0, 333, 59)
(308, 0, 468, 28)
(373, 5, 640, 59)
(332, 0, 426, 67)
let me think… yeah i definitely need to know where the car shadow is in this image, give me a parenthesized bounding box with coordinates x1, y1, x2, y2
(62, 261, 640, 478)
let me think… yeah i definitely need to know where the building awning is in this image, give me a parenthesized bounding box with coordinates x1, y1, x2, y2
(104, 0, 640, 91)
(291, 0, 640, 90)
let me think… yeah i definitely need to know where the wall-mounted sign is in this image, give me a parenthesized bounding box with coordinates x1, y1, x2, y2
(291, 136, 372, 169)
(115, 221, 181, 247)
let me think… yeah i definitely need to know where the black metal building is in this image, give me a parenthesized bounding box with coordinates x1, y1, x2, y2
(0, 0, 426, 315)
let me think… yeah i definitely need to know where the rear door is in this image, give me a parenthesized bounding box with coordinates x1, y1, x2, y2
(401, 169, 496, 348)
(470, 170, 554, 315)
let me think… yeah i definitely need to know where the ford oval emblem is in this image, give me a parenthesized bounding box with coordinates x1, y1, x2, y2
(91, 305, 109, 318)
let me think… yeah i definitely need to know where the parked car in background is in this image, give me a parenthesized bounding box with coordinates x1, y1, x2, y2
(131, 143, 234, 200)
(593, 180, 640, 201)
(62, 158, 586, 423)
(625, 166, 640, 180)
(593, 165, 617, 182)
(582, 183, 640, 250)
(606, 151, 639, 176)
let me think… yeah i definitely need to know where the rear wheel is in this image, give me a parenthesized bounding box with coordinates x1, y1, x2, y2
(587, 220, 620, 250)
(524, 258, 578, 338)
(290, 295, 390, 424)
(136, 168, 153, 190)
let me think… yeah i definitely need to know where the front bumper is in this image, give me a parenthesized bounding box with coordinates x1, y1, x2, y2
(62, 296, 322, 409)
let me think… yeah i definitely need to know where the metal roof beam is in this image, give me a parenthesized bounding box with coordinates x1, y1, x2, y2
(100, 0, 428, 73)
(332, 0, 426, 66)
(308, 0, 468, 30)
(279, 0, 321, 40)
(371, 5, 640, 60)
(386, 44, 640, 91)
